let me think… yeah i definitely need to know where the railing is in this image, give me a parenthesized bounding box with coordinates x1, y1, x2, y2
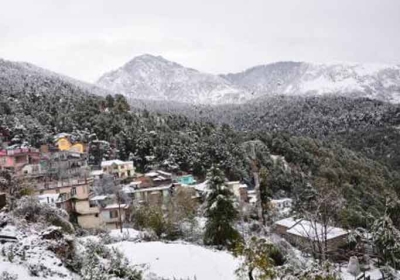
(35, 178, 93, 190)
(0, 148, 40, 156)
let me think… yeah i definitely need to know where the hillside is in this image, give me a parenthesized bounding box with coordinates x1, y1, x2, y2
(1, 57, 400, 228)
(96, 54, 400, 105)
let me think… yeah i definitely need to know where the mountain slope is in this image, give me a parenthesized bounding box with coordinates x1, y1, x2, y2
(223, 62, 400, 103)
(0, 58, 109, 97)
(96, 54, 247, 104)
(96, 55, 400, 104)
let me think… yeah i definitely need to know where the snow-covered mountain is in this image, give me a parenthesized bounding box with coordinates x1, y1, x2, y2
(96, 54, 246, 104)
(96, 55, 400, 104)
(0, 58, 109, 97)
(223, 62, 400, 103)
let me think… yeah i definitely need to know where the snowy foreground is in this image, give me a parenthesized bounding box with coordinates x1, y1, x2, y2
(111, 241, 240, 280)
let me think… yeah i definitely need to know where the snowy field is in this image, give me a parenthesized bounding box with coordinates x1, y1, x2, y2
(110, 241, 240, 280)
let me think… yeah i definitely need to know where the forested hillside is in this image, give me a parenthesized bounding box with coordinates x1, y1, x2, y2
(129, 95, 400, 170)
(1, 64, 400, 230)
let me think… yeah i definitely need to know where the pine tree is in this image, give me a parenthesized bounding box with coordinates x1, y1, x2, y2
(371, 200, 400, 269)
(203, 165, 241, 249)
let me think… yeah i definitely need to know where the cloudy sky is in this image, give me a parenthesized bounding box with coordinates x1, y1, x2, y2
(1, 0, 399, 82)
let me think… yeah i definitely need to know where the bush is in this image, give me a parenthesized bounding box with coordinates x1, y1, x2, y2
(13, 197, 74, 233)
(0, 272, 18, 280)
(131, 205, 181, 240)
(79, 239, 143, 280)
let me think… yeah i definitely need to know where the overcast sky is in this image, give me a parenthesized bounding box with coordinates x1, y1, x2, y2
(1, 0, 399, 82)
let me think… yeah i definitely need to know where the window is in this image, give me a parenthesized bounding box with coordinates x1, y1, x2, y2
(95, 214, 99, 218)
(110, 210, 118, 219)
(89, 200, 97, 208)
(71, 187, 77, 196)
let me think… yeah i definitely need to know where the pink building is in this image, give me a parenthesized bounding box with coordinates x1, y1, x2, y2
(0, 148, 40, 174)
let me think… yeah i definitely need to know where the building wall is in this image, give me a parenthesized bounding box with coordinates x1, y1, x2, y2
(77, 214, 101, 229)
(75, 200, 99, 214)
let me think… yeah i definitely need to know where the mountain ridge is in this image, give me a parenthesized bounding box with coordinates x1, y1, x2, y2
(96, 54, 400, 104)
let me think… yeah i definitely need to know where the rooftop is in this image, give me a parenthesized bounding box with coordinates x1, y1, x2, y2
(275, 217, 348, 241)
(103, 203, 129, 210)
(101, 160, 133, 167)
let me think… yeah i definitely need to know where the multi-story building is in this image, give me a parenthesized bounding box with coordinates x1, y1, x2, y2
(101, 160, 135, 179)
(0, 147, 40, 175)
(100, 203, 130, 230)
(56, 182, 101, 229)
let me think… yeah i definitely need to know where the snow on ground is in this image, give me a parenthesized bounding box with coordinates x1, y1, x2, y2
(340, 267, 388, 280)
(109, 228, 142, 240)
(0, 225, 78, 280)
(110, 241, 240, 280)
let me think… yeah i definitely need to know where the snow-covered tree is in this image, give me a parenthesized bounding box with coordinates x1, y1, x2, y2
(203, 165, 241, 249)
(371, 200, 400, 268)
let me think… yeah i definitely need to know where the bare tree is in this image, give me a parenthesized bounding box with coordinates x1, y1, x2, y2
(294, 178, 344, 262)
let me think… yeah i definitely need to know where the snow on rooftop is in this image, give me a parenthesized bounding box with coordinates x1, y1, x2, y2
(110, 241, 239, 280)
(275, 217, 348, 241)
(157, 170, 172, 176)
(90, 170, 104, 176)
(271, 198, 293, 203)
(154, 175, 167, 181)
(145, 171, 159, 177)
(37, 194, 59, 204)
(192, 180, 209, 192)
(103, 203, 129, 210)
(126, 185, 172, 193)
(101, 160, 133, 167)
(89, 195, 108, 201)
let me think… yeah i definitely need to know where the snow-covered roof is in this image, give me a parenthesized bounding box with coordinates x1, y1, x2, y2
(271, 198, 292, 203)
(101, 160, 133, 167)
(192, 180, 208, 192)
(275, 217, 348, 241)
(37, 194, 59, 203)
(157, 170, 172, 176)
(89, 195, 108, 201)
(125, 185, 172, 194)
(145, 171, 159, 177)
(103, 204, 129, 210)
(226, 181, 240, 185)
(90, 170, 104, 176)
(154, 176, 167, 181)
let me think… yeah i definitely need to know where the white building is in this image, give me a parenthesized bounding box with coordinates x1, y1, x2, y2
(101, 160, 135, 179)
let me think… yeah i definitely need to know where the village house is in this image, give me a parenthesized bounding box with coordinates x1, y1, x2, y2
(270, 198, 292, 210)
(123, 183, 175, 206)
(226, 181, 249, 202)
(37, 193, 60, 207)
(144, 170, 172, 186)
(176, 174, 196, 185)
(0, 147, 40, 175)
(56, 182, 101, 229)
(273, 217, 348, 253)
(101, 160, 135, 179)
(100, 203, 130, 230)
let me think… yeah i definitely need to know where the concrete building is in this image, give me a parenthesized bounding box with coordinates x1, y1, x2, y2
(274, 217, 348, 253)
(226, 181, 248, 202)
(123, 184, 175, 206)
(101, 160, 135, 179)
(0, 147, 40, 175)
(56, 182, 101, 229)
(100, 203, 130, 230)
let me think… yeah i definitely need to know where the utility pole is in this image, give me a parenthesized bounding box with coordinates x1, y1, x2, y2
(115, 178, 123, 233)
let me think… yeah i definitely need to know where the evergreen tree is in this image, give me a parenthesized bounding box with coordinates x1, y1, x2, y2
(371, 200, 400, 269)
(203, 165, 241, 249)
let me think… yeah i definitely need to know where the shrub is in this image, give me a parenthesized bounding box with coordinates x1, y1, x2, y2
(12, 197, 74, 233)
(0, 272, 18, 280)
